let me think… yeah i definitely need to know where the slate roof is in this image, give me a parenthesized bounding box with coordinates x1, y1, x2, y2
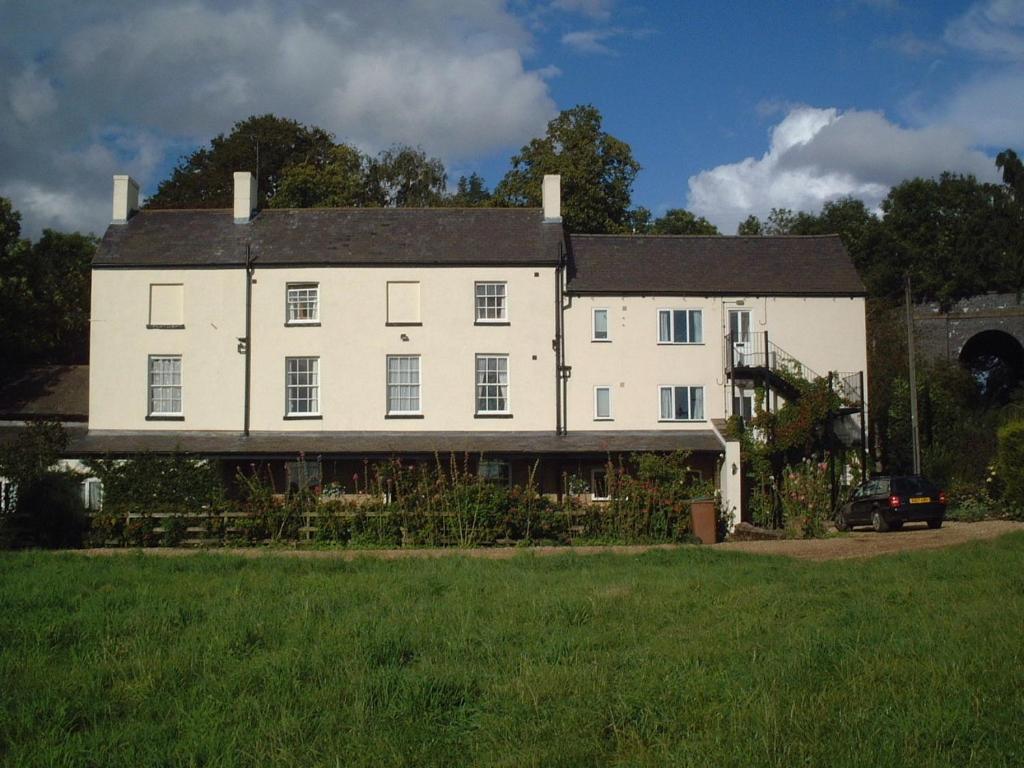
(94, 208, 563, 268)
(0, 366, 89, 422)
(2, 429, 723, 456)
(566, 234, 866, 296)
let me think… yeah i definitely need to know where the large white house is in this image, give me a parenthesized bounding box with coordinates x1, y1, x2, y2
(59, 172, 867, 518)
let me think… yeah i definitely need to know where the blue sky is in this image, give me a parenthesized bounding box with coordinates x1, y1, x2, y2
(1, 0, 1022, 236)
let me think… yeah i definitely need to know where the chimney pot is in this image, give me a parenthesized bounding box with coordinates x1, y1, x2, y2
(542, 174, 562, 223)
(233, 171, 258, 223)
(112, 175, 140, 224)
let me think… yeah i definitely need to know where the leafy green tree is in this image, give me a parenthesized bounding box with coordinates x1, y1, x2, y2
(495, 105, 641, 233)
(147, 114, 335, 209)
(0, 199, 96, 371)
(447, 173, 492, 207)
(736, 215, 763, 235)
(363, 146, 448, 207)
(650, 208, 719, 235)
(270, 144, 368, 208)
(996, 148, 1024, 296)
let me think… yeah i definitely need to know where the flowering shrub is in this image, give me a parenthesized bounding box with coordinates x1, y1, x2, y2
(779, 458, 832, 538)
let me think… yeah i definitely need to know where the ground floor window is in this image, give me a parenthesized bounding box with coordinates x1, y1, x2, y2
(478, 459, 510, 486)
(733, 390, 754, 421)
(0, 477, 16, 514)
(285, 460, 322, 492)
(82, 478, 103, 511)
(590, 468, 610, 500)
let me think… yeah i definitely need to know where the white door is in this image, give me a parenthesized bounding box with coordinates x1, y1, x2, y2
(728, 309, 752, 367)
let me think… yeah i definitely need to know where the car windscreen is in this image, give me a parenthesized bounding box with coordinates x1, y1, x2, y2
(892, 477, 939, 496)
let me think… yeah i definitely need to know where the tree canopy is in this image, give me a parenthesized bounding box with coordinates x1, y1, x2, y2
(147, 115, 335, 209)
(494, 105, 641, 233)
(0, 198, 96, 371)
(648, 209, 719, 235)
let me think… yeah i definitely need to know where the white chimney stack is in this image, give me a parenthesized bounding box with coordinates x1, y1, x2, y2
(542, 174, 562, 223)
(233, 171, 257, 223)
(112, 175, 140, 224)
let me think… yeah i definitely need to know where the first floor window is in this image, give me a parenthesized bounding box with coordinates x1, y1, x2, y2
(593, 308, 609, 340)
(387, 355, 421, 413)
(660, 385, 704, 421)
(475, 354, 509, 413)
(733, 392, 754, 421)
(82, 478, 104, 511)
(478, 459, 510, 486)
(475, 282, 507, 322)
(286, 357, 320, 415)
(148, 355, 182, 415)
(594, 386, 612, 420)
(286, 283, 319, 324)
(591, 468, 610, 501)
(658, 309, 703, 344)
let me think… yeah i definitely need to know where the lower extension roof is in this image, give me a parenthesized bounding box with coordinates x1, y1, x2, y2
(566, 234, 866, 296)
(14, 428, 725, 457)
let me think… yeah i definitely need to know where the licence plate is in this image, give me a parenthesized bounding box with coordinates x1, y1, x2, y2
(910, 497, 931, 504)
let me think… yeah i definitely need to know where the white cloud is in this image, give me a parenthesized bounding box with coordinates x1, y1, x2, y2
(945, 0, 1024, 60)
(561, 26, 652, 55)
(550, 0, 614, 20)
(686, 106, 1000, 232)
(0, 0, 561, 236)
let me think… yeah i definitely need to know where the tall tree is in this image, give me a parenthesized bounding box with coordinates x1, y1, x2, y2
(270, 144, 368, 208)
(736, 214, 763, 235)
(0, 198, 96, 372)
(363, 146, 447, 207)
(649, 208, 719, 235)
(147, 115, 335, 209)
(495, 105, 641, 233)
(447, 173, 492, 207)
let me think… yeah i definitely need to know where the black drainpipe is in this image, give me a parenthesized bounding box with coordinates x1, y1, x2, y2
(555, 241, 563, 435)
(243, 245, 254, 437)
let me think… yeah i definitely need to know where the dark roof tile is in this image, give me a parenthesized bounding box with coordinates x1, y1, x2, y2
(566, 234, 866, 296)
(95, 208, 563, 267)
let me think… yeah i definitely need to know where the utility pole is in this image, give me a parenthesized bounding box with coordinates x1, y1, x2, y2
(904, 275, 921, 475)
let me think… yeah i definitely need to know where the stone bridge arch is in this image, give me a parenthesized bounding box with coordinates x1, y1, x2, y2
(914, 293, 1024, 401)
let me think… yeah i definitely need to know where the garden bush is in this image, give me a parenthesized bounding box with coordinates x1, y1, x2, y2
(996, 420, 1024, 508)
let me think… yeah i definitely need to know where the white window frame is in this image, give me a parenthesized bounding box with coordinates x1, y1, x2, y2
(475, 354, 510, 414)
(386, 355, 422, 415)
(474, 281, 508, 323)
(592, 308, 610, 341)
(594, 385, 613, 420)
(657, 309, 703, 344)
(82, 478, 104, 511)
(590, 468, 610, 501)
(658, 385, 705, 422)
(286, 283, 320, 325)
(286, 356, 320, 417)
(148, 355, 183, 417)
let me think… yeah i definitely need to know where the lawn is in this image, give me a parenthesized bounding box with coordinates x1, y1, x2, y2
(2, 537, 1023, 767)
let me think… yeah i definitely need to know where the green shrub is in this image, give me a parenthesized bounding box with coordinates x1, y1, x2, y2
(996, 420, 1024, 508)
(16, 472, 87, 548)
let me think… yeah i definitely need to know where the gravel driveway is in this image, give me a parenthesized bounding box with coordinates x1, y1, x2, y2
(715, 520, 1024, 561)
(73, 520, 1024, 562)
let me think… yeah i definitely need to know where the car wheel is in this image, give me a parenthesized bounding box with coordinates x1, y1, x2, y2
(872, 510, 890, 533)
(834, 512, 851, 532)
(927, 519, 943, 530)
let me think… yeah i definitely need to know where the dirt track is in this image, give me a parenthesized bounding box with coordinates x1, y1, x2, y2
(72, 520, 1024, 562)
(715, 520, 1024, 561)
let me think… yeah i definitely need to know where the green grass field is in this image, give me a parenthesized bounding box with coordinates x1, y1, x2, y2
(2, 537, 1023, 767)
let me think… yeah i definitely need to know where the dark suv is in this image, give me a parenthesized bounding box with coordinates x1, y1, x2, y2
(836, 475, 947, 532)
